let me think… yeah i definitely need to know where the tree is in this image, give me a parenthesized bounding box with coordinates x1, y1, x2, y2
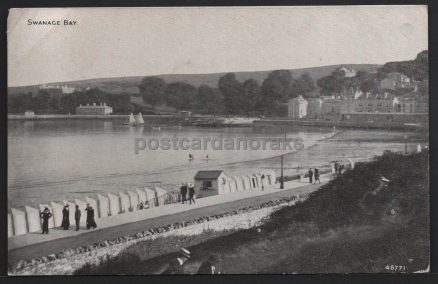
(138, 77, 166, 108)
(292, 73, 316, 98)
(257, 70, 294, 114)
(242, 79, 261, 114)
(164, 82, 197, 110)
(195, 85, 224, 114)
(218, 73, 244, 114)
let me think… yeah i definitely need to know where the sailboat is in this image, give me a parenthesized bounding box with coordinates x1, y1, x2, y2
(136, 112, 145, 124)
(124, 113, 137, 126)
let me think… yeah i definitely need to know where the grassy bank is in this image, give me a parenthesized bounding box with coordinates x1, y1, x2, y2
(75, 150, 429, 274)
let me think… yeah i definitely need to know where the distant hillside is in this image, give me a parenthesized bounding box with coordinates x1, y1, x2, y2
(8, 64, 380, 95)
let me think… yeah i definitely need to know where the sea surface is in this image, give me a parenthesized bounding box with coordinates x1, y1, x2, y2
(7, 119, 425, 209)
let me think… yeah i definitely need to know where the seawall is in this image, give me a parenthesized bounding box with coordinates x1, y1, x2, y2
(9, 194, 307, 275)
(254, 116, 428, 130)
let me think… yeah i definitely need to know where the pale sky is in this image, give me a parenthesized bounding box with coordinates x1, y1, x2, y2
(8, 6, 428, 87)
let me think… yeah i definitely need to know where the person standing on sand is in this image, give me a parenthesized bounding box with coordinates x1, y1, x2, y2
(85, 203, 97, 230)
(308, 168, 313, 184)
(188, 184, 196, 204)
(61, 204, 70, 230)
(74, 205, 81, 231)
(180, 183, 187, 204)
(40, 207, 52, 234)
(314, 168, 321, 184)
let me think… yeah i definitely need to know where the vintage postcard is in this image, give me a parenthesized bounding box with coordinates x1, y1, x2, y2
(7, 6, 429, 275)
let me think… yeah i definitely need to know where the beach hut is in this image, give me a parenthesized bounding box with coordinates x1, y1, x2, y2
(25, 206, 41, 233)
(194, 170, 229, 198)
(248, 175, 258, 189)
(242, 176, 251, 190)
(229, 177, 238, 193)
(154, 187, 168, 206)
(234, 176, 245, 191)
(50, 201, 64, 227)
(144, 187, 156, 208)
(107, 193, 120, 216)
(127, 191, 139, 211)
(136, 188, 147, 204)
(119, 192, 130, 213)
(97, 194, 109, 218)
(11, 208, 27, 236)
(263, 170, 277, 185)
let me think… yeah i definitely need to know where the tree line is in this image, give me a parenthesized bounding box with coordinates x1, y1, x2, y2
(8, 88, 132, 114)
(139, 70, 316, 115)
(8, 50, 427, 115)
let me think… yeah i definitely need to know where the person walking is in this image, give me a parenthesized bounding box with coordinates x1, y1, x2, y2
(161, 248, 191, 274)
(74, 205, 81, 231)
(85, 203, 97, 230)
(40, 207, 52, 234)
(61, 204, 70, 230)
(197, 254, 221, 274)
(180, 183, 187, 204)
(314, 168, 321, 184)
(261, 174, 265, 191)
(308, 168, 313, 184)
(188, 184, 196, 205)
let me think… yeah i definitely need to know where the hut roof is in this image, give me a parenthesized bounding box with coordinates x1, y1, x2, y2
(194, 170, 224, 180)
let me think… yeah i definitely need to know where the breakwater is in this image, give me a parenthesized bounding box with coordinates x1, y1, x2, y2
(9, 194, 309, 275)
(254, 114, 428, 130)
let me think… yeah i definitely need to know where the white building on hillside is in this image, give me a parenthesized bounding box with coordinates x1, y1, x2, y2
(288, 96, 308, 119)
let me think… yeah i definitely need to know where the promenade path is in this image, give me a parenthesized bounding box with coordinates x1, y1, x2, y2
(8, 175, 331, 265)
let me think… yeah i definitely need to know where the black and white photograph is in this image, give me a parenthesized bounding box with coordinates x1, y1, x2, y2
(6, 6, 429, 275)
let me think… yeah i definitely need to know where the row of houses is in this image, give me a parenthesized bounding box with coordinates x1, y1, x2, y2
(76, 102, 113, 115)
(288, 91, 428, 121)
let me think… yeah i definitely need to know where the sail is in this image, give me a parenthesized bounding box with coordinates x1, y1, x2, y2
(136, 112, 145, 124)
(129, 113, 136, 124)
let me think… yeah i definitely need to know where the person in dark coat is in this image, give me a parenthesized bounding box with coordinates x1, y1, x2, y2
(85, 203, 97, 230)
(308, 168, 313, 184)
(338, 164, 344, 175)
(314, 168, 321, 184)
(197, 254, 221, 274)
(40, 207, 52, 234)
(188, 184, 196, 205)
(74, 205, 81, 231)
(161, 248, 191, 274)
(61, 204, 70, 230)
(180, 183, 187, 204)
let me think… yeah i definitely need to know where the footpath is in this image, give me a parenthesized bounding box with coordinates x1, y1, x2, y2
(8, 175, 331, 265)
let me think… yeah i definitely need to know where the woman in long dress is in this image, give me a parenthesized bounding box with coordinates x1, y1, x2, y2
(61, 204, 70, 230)
(85, 204, 97, 229)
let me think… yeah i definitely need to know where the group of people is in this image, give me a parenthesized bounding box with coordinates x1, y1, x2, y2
(39, 203, 97, 234)
(137, 200, 150, 210)
(334, 162, 345, 175)
(180, 183, 196, 205)
(161, 248, 221, 274)
(307, 168, 321, 184)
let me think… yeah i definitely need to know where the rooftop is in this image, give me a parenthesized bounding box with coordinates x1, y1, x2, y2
(194, 170, 225, 180)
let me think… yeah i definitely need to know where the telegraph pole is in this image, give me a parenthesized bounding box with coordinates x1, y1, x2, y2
(404, 135, 408, 154)
(280, 155, 284, 189)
